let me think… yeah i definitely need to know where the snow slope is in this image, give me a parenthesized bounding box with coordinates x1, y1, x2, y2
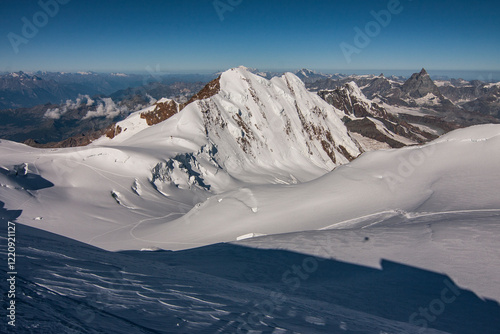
(2, 124, 500, 297)
(119, 125, 500, 301)
(6, 222, 496, 334)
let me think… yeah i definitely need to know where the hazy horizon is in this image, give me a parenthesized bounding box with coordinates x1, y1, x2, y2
(3, 67, 500, 82)
(1, 0, 499, 75)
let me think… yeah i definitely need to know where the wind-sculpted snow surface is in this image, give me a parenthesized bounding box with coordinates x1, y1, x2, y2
(1, 223, 498, 334)
(129, 124, 500, 251)
(1, 123, 500, 302)
(0, 118, 499, 253)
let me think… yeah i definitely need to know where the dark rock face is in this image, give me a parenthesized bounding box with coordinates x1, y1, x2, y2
(319, 83, 386, 118)
(319, 82, 438, 149)
(308, 68, 500, 130)
(105, 124, 122, 139)
(462, 86, 500, 117)
(438, 81, 487, 103)
(139, 76, 222, 126)
(402, 68, 442, 99)
(183, 76, 221, 107)
(24, 126, 112, 148)
(345, 118, 406, 148)
(362, 76, 397, 100)
(140, 100, 180, 126)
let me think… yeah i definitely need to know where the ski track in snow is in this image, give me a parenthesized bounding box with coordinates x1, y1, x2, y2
(319, 210, 400, 230)
(319, 208, 500, 230)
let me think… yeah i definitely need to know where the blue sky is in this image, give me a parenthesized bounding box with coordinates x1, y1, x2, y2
(1, 0, 499, 74)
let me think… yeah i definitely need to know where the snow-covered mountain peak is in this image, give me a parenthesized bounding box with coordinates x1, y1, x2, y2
(296, 68, 319, 77)
(185, 67, 361, 183)
(293, 68, 333, 83)
(319, 81, 381, 118)
(97, 66, 361, 186)
(345, 81, 366, 99)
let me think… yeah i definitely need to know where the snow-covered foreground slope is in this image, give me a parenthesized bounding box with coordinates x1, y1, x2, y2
(170, 125, 500, 246)
(124, 124, 500, 302)
(1, 124, 500, 306)
(1, 222, 498, 334)
(3, 124, 498, 253)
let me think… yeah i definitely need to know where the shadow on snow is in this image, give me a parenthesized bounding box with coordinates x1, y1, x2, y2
(0, 219, 499, 333)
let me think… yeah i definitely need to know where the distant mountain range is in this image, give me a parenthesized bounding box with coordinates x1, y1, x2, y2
(0, 77, 207, 145)
(318, 81, 441, 150)
(0, 71, 215, 110)
(309, 69, 500, 124)
(0, 71, 140, 110)
(0, 67, 499, 149)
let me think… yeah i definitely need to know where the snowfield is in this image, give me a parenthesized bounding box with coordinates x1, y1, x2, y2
(1, 68, 499, 333)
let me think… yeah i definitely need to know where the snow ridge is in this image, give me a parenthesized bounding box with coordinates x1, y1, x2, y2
(102, 67, 361, 186)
